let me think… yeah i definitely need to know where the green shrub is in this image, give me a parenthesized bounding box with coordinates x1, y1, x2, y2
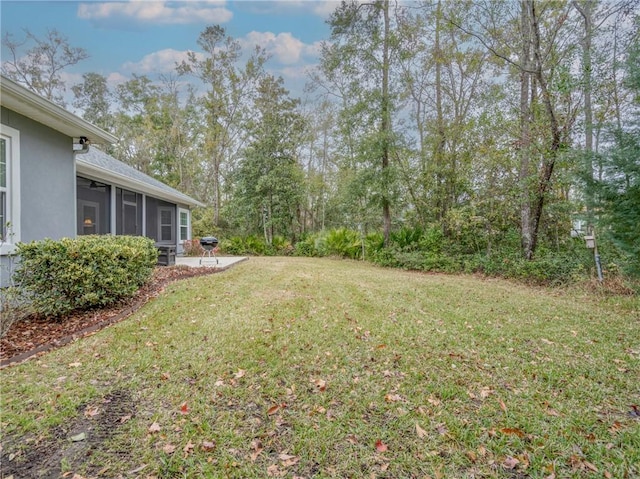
(294, 234, 319, 257)
(364, 232, 385, 260)
(460, 246, 592, 286)
(220, 235, 270, 256)
(270, 236, 294, 256)
(13, 235, 157, 318)
(220, 236, 246, 255)
(244, 235, 268, 255)
(419, 226, 446, 255)
(325, 228, 363, 259)
(390, 226, 424, 251)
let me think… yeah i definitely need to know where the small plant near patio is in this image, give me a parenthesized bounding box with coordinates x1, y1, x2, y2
(182, 238, 205, 257)
(0, 222, 32, 337)
(13, 235, 157, 318)
(0, 284, 31, 338)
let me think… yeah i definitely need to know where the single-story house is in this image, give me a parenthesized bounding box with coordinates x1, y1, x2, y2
(1, 75, 203, 286)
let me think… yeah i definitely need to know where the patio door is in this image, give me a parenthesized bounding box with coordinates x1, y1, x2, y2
(116, 188, 142, 236)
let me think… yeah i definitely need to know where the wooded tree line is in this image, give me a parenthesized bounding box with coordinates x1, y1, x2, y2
(3, 0, 638, 274)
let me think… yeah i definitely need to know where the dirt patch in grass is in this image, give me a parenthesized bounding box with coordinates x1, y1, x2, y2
(1, 265, 218, 366)
(1, 389, 137, 478)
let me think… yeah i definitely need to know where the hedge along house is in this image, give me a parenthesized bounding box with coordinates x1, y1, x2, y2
(1, 75, 202, 286)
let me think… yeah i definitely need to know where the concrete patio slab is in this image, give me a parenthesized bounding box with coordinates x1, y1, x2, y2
(176, 255, 248, 269)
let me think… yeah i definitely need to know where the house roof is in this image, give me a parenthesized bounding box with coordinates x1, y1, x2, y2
(76, 147, 204, 208)
(0, 75, 118, 145)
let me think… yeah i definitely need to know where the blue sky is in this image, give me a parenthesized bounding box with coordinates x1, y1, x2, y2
(1, 1, 336, 100)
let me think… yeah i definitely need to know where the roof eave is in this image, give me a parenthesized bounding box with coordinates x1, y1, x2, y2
(0, 75, 118, 145)
(76, 159, 205, 208)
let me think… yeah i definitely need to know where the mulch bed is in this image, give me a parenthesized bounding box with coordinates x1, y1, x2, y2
(0, 265, 218, 367)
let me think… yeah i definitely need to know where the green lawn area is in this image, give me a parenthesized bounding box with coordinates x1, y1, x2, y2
(1, 257, 638, 478)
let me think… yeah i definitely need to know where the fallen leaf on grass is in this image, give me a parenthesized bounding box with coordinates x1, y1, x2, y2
(148, 422, 161, 433)
(415, 423, 427, 438)
(202, 441, 216, 452)
(609, 421, 623, 434)
(235, 369, 246, 379)
(179, 402, 189, 415)
(500, 427, 525, 438)
(68, 362, 82, 368)
(375, 439, 388, 452)
(498, 398, 507, 412)
(84, 407, 99, 418)
(480, 387, 494, 398)
(70, 433, 86, 442)
(385, 393, 404, 403)
(128, 464, 147, 474)
(416, 406, 430, 416)
(312, 378, 327, 391)
(119, 414, 132, 423)
(267, 404, 281, 415)
(183, 441, 195, 456)
(503, 456, 520, 469)
(250, 439, 264, 461)
(435, 423, 448, 436)
(267, 464, 283, 477)
(584, 461, 598, 472)
(279, 453, 300, 467)
(163, 444, 176, 454)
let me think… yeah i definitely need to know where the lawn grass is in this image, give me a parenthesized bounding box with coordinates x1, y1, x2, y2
(1, 257, 638, 478)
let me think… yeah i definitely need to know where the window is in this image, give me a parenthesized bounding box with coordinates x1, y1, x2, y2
(179, 209, 189, 243)
(158, 207, 174, 243)
(0, 125, 20, 254)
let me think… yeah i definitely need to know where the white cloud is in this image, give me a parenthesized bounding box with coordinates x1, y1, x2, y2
(236, 0, 336, 19)
(308, 1, 337, 18)
(241, 31, 320, 65)
(77, 1, 232, 26)
(121, 48, 203, 74)
(106, 71, 129, 86)
(279, 64, 313, 80)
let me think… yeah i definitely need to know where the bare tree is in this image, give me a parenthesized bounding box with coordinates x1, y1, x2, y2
(2, 28, 89, 106)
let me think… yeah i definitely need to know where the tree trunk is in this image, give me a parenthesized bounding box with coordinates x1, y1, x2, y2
(381, 0, 392, 246)
(528, 0, 563, 258)
(213, 154, 220, 227)
(519, 0, 534, 259)
(434, 0, 447, 230)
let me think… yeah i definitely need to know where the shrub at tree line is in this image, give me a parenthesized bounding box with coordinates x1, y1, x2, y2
(9, 225, 632, 322)
(208, 225, 633, 289)
(13, 235, 157, 318)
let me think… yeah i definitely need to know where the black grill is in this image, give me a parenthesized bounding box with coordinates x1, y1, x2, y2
(200, 236, 218, 251)
(199, 236, 219, 265)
